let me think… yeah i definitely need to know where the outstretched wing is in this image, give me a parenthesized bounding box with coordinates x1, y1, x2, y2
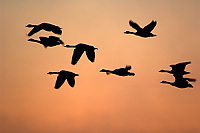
(27, 26, 42, 36)
(125, 65, 131, 70)
(129, 20, 142, 31)
(185, 78, 196, 82)
(170, 61, 191, 72)
(43, 23, 62, 35)
(55, 74, 66, 89)
(71, 48, 84, 65)
(67, 77, 75, 87)
(36, 23, 62, 35)
(86, 47, 95, 63)
(51, 27, 62, 35)
(143, 20, 157, 33)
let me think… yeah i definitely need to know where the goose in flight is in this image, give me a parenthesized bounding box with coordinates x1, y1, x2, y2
(28, 36, 64, 48)
(159, 61, 191, 75)
(124, 20, 157, 38)
(47, 70, 79, 89)
(26, 22, 62, 36)
(65, 43, 98, 65)
(159, 61, 196, 88)
(100, 65, 135, 76)
(160, 74, 196, 89)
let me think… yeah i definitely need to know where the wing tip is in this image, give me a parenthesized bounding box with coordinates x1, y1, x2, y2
(54, 86, 60, 89)
(71, 62, 77, 65)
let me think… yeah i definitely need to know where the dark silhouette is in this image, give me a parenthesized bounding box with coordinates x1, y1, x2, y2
(160, 74, 196, 88)
(26, 23, 62, 36)
(159, 61, 196, 89)
(47, 70, 79, 89)
(124, 20, 157, 38)
(100, 65, 135, 76)
(159, 61, 191, 75)
(65, 43, 98, 65)
(28, 36, 64, 48)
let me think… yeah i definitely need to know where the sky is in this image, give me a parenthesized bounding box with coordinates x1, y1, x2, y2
(1, 0, 200, 133)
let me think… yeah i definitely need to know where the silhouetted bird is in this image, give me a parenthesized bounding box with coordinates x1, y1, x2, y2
(100, 65, 135, 76)
(159, 61, 191, 75)
(26, 23, 62, 36)
(47, 70, 79, 89)
(159, 61, 196, 88)
(28, 36, 64, 48)
(160, 74, 196, 88)
(124, 20, 157, 38)
(65, 43, 98, 65)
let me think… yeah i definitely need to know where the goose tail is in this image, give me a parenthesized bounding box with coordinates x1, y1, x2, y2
(185, 78, 196, 82)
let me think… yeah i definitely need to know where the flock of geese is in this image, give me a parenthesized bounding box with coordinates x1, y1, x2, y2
(26, 21, 196, 89)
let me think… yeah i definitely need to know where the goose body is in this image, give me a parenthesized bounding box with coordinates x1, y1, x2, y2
(26, 23, 62, 36)
(28, 36, 64, 48)
(100, 65, 135, 76)
(65, 43, 98, 65)
(47, 70, 79, 89)
(124, 20, 157, 38)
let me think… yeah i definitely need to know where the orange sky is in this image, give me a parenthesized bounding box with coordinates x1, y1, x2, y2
(1, 0, 200, 133)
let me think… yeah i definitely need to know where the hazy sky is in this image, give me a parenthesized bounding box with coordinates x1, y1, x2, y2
(1, 0, 200, 133)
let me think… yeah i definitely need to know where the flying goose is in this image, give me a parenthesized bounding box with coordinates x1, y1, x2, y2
(47, 70, 79, 89)
(100, 65, 135, 76)
(159, 61, 196, 88)
(26, 22, 62, 36)
(124, 20, 157, 38)
(28, 36, 64, 48)
(65, 43, 98, 65)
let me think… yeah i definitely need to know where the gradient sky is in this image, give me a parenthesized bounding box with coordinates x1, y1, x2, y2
(1, 0, 200, 133)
